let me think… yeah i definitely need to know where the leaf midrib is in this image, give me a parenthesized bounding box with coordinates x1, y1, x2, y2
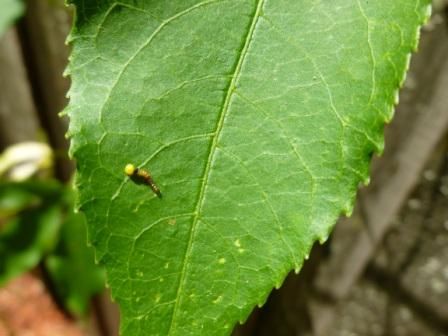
(166, 0, 265, 334)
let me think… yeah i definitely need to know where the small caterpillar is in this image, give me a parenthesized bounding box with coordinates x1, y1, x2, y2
(124, 163, 162, 198)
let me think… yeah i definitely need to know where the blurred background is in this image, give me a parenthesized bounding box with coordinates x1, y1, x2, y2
(0, 1, 118, 335)
(1, 1, 448, 335)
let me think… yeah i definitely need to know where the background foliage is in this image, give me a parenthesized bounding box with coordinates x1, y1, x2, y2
(0, 0, 23, 36)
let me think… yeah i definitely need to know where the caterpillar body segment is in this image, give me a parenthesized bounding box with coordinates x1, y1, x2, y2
(124, 163, 162, 198)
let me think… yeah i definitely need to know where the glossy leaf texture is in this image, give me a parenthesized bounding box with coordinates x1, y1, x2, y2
(65, 1, 430, 335)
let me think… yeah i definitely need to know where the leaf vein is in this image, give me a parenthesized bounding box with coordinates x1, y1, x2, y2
(96, 0, 223, 124)
(166, 0, 266, 333)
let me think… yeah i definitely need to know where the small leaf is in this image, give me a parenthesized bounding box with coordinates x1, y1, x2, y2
(0, 205, 60, 275)
(0, 186, 38, 218)
(66, 1, 431, 335)
(45, 207, 105, 316)
(0, 0, 24, 37)
(0, 180, 63, 284)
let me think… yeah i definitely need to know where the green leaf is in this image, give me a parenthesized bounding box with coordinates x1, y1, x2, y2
(0, 181, 104, 314)
(0, 0, 24, 37)
(0, 207, 60, 284)
(45, 207, 105, 317)
(0, 186, 38, 218)
(66, 1, 430, 335)
(0, 182, 63, 285)
(0, 180, 61, 219)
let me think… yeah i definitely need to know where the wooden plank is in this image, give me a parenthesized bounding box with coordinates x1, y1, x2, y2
(0, 28, 39, 147)
(311, 13, 448, 335)
(19, 0, 73, 180)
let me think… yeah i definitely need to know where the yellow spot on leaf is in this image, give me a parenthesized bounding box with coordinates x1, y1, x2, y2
(213, 295, 223, 304)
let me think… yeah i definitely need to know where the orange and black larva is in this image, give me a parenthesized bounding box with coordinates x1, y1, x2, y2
(124, 164, 162, 198)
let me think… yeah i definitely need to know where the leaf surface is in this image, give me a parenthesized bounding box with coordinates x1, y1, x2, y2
(66, 1, 430, 335)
